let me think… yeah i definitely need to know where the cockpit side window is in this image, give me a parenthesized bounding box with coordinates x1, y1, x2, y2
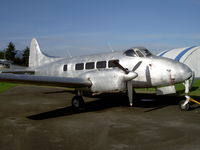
(124, 49, 137, 57)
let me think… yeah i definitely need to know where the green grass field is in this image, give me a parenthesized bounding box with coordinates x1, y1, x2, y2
(0, 80, 200, 96)
(176, 79, 200, 96)
(0, 83, 17, 93)
(135, 80, 200, 96)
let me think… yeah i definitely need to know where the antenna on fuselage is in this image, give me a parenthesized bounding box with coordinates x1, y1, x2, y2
(66, 50, 72, 58)
(106, 41, 114, 52)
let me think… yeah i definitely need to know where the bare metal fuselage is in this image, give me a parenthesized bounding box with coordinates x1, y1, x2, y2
(34, 50, 192, 93)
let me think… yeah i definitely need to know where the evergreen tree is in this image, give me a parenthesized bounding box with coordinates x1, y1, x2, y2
(5, 42, 16, 61)
(0, 51, 4, 59)
(22, 46, 30, 66)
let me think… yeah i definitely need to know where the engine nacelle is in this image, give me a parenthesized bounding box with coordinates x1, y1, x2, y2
(80, 69, 126, 93)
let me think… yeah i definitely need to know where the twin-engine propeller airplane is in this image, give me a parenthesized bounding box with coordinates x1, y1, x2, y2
(0, 39, 193, 110)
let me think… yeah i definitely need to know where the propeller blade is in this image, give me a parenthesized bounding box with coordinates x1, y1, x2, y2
(111, 60, 129, 74)
(127, 80, 133, 106)
(111, 60, 139, 107)
(183, 72, 194, 94)
(184, 80, 190, 94)
(189, 71, 195, 90)
(132, 61, 142, 72)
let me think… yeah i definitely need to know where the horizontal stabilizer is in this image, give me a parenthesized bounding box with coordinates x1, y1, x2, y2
(0, 73, 92, 88)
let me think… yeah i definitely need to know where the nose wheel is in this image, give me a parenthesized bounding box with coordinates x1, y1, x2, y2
(179, 98, 190, 111)
(179, 95, 200, 111)
(72, 96, 85, 111)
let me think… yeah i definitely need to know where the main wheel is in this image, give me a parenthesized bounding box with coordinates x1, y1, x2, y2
(72, 96, 85, 111)
(179, 100, 190, 111)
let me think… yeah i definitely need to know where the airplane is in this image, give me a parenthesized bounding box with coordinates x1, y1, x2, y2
(0, 38, 193, 111)
(0, 59, 12, 68)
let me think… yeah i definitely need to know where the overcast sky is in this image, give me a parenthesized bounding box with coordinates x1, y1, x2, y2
(0, 0, 200, 56)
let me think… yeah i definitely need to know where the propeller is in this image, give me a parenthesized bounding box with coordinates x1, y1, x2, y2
(132, 61, 142, 72)
(112, 60, 142, 106)
(111, 60, 129, 74)
(183, 71, 195, 94)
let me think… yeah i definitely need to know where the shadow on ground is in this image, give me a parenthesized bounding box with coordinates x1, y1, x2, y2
(43, 89, 75, 94)
(27, 93, 200, 120)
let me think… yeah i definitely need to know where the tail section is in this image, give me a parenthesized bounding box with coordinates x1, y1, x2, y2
(29, 38, 61, 68)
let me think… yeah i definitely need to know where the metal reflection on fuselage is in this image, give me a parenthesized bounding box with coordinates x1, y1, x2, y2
(35, 47, 192, 93)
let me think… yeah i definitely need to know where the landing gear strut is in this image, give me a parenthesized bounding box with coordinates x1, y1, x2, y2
(179, 97, 190, 111)
(179, 79, 192, 111)
(179, 95, 200, 111)
(72, 95, 85, 111)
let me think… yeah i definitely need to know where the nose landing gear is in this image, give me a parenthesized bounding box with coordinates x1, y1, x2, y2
(179, 96, 191, 111)
(179, 77, 196, 111)
(179, 95, 200, 111)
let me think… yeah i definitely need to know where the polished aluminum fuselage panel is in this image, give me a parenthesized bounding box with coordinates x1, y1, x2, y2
(34, 50, 192, 93)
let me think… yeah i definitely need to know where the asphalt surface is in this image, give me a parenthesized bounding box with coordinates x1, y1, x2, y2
(0, 85, 200, 150)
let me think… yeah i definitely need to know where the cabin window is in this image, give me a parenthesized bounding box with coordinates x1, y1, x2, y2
(108, 60, 119, 68)
(75, 63, 84, 70)
(63, 64, 67, 71)
(96, 61, 106, 68)
(86, 62, 94, 69)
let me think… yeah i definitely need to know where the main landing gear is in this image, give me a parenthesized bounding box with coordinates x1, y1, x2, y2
(71, 91, 85, 111)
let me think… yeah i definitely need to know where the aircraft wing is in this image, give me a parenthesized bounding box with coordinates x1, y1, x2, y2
(0, 73, 92, 88)
(0, 70, 35, 74)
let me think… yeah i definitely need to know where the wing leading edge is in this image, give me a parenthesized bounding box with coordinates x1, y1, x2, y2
(0, 73, 92, 88)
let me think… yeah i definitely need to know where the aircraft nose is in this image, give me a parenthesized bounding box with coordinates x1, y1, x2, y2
(175, 63, 192, 81)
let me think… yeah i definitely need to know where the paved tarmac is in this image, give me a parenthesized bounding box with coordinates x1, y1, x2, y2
(0, 85, 200, 150)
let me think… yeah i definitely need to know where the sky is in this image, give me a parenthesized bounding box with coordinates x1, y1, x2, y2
(0, 0, 200, 56)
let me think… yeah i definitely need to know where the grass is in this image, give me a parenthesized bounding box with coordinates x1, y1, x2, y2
(0, 83, 17, 93)
(175, 80, 200, 96)
(135, 80, 200, 96)
(0, 80, 200, 96)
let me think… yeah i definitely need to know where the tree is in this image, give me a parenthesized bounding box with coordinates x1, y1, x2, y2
(22, 46, 30, 66)
(5, 42, 16, 61)
(0, 51, 4, 59)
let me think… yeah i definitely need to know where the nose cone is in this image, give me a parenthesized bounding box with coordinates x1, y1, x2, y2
(174, 62, 192, 82)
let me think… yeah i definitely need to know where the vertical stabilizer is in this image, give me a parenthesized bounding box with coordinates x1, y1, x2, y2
(29, 38, 61, 68)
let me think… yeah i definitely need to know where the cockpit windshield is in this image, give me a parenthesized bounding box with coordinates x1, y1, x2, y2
(140, 48, 153, 57)
(123, 49, 137, 57)
(123, 47, 153, 57)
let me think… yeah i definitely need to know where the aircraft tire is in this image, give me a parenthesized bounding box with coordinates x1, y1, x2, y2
(179, 100, 190, 111)
(72, 96, 85, 111)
